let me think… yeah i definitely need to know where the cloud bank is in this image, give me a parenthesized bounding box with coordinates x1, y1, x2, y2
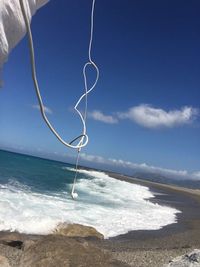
(118, 104, 198, 128)
(32, 104, 52, 115)
(88, 110, 118, 124)
(79, 152, 200, 181)
(88, 105, 198, 128)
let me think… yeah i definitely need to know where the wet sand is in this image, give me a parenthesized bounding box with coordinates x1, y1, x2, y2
(98, 173, 200, 266)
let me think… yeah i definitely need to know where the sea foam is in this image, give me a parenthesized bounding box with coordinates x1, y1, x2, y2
(0, 169, 180, 238)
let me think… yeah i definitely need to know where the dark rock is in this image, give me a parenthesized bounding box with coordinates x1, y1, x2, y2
(2, 240, 23, 249)
(0, 232, 25, 242)
(164, 249, 200, 266)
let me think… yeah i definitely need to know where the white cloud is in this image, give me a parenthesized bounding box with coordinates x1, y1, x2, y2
(109, 157, 189, 178)
(79, 153, 107, 164)
(88, 110, 118, 124)
(32, 104, 52, 114)
(118, 104, 198, 128)
(109, 158, 200, 180)
(79, 152, 200, 181)
(193, 171, 200, 179)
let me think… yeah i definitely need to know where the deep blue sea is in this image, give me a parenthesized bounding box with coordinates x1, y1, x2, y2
(0, 149, 180, 238)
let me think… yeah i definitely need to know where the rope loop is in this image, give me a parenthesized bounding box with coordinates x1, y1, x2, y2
(19, 0, 98, 150)
(19, 0, 98, 199)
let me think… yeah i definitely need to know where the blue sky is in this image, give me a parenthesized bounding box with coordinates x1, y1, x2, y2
(0, 0, 200, 179)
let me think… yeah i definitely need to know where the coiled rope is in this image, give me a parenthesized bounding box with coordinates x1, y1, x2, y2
(19, 0, 99, 198)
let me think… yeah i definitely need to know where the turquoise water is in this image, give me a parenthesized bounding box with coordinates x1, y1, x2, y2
(0, 149, 75, 194)
(0, 149, 180, 238)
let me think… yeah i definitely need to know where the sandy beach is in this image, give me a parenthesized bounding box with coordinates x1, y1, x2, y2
(0, 173, 200, 266)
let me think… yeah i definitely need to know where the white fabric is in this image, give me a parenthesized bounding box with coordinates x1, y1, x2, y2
(0, 0, 49, 82)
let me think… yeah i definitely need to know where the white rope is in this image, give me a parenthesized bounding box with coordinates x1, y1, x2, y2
(71, 150, 81, 199)
(71, 0, 98, 198)
(19, 0, 99, 199)
(19, 0, 99, 150)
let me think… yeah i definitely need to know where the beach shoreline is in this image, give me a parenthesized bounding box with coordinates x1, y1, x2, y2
(95, 172, 200, 266)
(0, 173, 200, 266)
(105, 172, 200, 243)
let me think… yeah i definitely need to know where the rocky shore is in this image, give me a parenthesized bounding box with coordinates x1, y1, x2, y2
(0, 224, 128, 267)
(0, 175, 200, 267)
(0, 222, 199, 267)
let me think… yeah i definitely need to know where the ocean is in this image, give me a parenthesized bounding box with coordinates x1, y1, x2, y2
(0, 149, 180, 238)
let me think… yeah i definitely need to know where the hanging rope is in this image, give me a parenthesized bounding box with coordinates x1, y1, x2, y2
(19, 0, 99, 149)
(19, 0, 99, 199)
(71, 0, 98, 199)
